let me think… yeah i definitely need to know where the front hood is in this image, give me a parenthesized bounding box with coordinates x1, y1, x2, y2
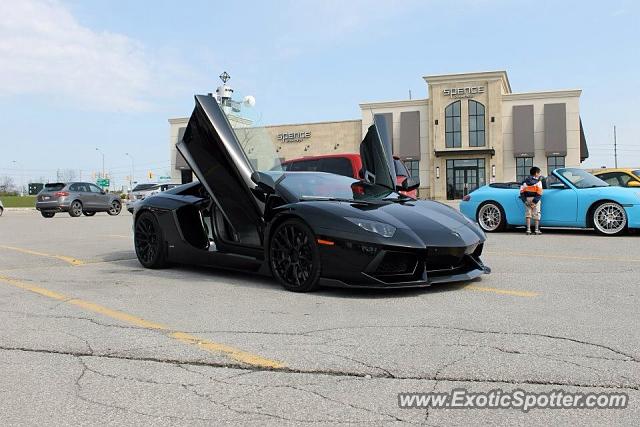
(580, 186, 640, 204)
(303, 199, 485, 247)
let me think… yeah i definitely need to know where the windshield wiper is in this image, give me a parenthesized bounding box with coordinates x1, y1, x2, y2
(299, 196, 377, 205)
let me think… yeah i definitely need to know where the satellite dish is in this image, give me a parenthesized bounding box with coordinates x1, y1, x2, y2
(243, 95, 256, 107)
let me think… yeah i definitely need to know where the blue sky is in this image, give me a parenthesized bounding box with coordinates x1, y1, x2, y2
(0, 0, 639, 188)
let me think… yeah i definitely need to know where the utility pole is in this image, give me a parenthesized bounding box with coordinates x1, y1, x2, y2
(125, 153, 135, 190)
(613, 125, 618, 168)
(95, 148, 105, 178)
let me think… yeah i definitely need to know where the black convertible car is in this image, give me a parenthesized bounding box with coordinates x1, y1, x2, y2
(132, 95, 490, 291)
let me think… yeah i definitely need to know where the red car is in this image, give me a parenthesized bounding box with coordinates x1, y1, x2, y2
(281, 153, 418, 198)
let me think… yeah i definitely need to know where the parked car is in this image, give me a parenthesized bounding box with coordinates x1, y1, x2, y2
(591, 168, 640, 188)
(36, 182, 122, 218)
(0, 199, 3, 216)
(126, 183, 179, 213)
(281, 153, 418, 198)
(132, 95, 487, 292)
(460, 168, 640, 236)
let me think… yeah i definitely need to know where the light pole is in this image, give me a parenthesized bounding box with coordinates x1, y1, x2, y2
(125, 152, 135, 190)
(95, 148, 105, 179)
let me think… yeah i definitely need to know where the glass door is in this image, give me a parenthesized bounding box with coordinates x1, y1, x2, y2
(446, 158, 486, 200)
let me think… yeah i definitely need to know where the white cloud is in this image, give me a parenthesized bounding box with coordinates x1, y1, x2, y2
(0, 0, 157, 111)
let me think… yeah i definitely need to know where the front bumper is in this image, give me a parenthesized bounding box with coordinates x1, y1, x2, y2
(624, 204, 640, 229)
(317, 238, 490, 289)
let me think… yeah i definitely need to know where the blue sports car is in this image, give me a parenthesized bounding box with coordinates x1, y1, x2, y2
(460, 168, 640, 236)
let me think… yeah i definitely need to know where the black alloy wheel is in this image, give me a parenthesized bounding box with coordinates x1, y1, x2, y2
(69, 201, 83, 217)
(108, 200, 122, 216)
(41, 211, 55, 218)
(134, 211, 166, 268)
(269, 219, 321, 292)
(83, 211, 96, 216)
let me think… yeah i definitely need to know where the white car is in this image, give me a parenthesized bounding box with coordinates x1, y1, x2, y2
(126, 183, 179, 213)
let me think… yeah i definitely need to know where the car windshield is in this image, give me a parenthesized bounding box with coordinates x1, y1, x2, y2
(557, 168, 609, 188)
(132, 184, 158, 192)
(394, 159, 409, 177)
(277, 172, 401, 202)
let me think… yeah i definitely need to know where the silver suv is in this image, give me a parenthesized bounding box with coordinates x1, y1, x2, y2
(36, 182, 122, 218)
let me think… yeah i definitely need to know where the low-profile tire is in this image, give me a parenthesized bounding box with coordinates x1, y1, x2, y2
(592, 202, 627, 236)
(41, 211, 55, 218)
(269, 218, 321, 292)
(83, 211, 96, 217)
(108, 200, 122, 216)
(477, 202, 507, 232)
(68, 200, 83, 217)
(134, 211, 167, 269)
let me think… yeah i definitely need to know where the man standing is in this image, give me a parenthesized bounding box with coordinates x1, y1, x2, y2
(520, 166, 543, 235)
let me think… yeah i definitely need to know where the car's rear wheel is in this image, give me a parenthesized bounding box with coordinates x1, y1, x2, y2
(83, 211, 96, 217)
(0, 207, 3, 217)
(41, 211, 55, 218)
(592, 202, 627, 236)
(108, 200, 122, 216)
(477, 202, 506, 232)
(69, 201, 83, 217)
(134, 211, 167, 268)
(269, 218, 321, 292)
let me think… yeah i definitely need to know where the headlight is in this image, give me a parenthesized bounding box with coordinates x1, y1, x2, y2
(345, 217, 396, 237)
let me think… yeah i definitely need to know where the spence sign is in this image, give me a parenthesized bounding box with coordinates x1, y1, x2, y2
(443, 86, 485, 99)
(277, 131, 311, 143)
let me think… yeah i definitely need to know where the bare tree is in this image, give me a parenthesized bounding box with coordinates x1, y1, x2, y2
(56, 169, 77, 182)
(0, 175, 16, 194)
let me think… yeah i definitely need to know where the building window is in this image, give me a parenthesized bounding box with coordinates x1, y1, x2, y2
(445, 101, 461, 148)
(547, 156, 565, 173)
(468, 100, 485, 147)
(516, 157, 533, 182)
(403, 160, 419, 178)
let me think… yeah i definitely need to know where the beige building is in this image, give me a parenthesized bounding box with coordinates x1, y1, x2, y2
(169, 70, 588, 200)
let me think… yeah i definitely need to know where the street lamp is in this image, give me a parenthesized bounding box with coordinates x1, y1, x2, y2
(95, 148, 105, 179)
(125, 153, 135, 190)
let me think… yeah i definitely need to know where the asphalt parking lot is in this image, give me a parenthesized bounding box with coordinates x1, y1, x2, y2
(0, 209, 638, 425)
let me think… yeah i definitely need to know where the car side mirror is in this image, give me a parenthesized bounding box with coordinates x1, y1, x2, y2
(398, 176, 420, 192)
(101, 190, 106, 195)
(627, 181, 640, 188)
(549, 183, 566, 189)
(250, 171, 276, 194)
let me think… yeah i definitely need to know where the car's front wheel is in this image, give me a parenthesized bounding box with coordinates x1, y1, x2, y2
(41, 211, 55, 218)
(68, 201, 83, 217)
(269, 218, 321, 292)
(82, 211, 96, 216)
(134, 211, 167, 268)
(477, 202, 506, 232)
(108, 200, 122, 216)
(592, 202, 627, 236)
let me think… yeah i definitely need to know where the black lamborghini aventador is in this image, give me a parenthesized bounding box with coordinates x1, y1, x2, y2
(132, 94, 490, 292)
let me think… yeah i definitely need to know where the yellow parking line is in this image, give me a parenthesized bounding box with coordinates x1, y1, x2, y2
(464, 284, 538, 297)
(0, 275, 284, 369)
(0, 245, 85, 266)
(486, 251, 639, 263)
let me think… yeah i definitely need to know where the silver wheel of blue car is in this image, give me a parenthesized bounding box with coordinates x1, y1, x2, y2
(477, 203, 504, 232)
(593, 202, 626, 236)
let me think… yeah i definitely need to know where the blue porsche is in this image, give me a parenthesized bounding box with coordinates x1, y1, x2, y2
(460, 168, 640, 236)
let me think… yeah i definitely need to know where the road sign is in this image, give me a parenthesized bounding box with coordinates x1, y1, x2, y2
(96, 178, 110, 188)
